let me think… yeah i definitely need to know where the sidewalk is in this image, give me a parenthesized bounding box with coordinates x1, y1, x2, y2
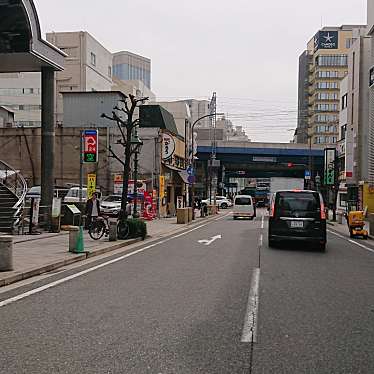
(327, 215, 371, 238)
(0, 212, 220, 287)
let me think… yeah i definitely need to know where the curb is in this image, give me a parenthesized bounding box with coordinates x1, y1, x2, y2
(0, 213, 225, 288)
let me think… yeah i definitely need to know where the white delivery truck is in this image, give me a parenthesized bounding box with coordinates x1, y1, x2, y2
(269, 177, 305, 196)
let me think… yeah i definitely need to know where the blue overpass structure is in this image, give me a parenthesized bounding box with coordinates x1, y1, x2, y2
(195, 141, 325, 195)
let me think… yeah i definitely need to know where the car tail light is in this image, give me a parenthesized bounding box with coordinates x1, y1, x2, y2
(320, 199, 326, 220)
(270, 200, 275, 217)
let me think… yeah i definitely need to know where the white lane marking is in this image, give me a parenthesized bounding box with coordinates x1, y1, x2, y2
(241, 268, 260, 343)
(261, 215, 264, 229)
(0, 219, 225, 308)
(198, 235, 222, 246)
(328, 230, 374, 254)
(259, 234, 263, 247)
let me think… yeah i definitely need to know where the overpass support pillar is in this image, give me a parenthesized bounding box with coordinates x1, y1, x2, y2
(41, 67, 56, 226)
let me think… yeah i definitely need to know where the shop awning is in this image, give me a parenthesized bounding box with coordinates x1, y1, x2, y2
(139, 105, 179, 136)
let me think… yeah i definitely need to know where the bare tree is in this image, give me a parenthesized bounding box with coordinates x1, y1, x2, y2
(101, 94, 148, 220)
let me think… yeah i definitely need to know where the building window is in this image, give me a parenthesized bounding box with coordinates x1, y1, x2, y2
(341, 124, 347, 140)
(345, 38, 355, 49)
(108, 66, 112, 77)
(316, 55, 348, 67)
(341, 94, 348, 110)
(90, 52, 96, 66)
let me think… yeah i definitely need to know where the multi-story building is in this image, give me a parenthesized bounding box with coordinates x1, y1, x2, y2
(336, 26, 372, 212)
(368, 3, 374, 188)
(176, 99, 210, 128)
(296, 51, 313, 143)
(113, 51, 151, 89)
(0, 72, 42, 127)
(297, 25, 366, 147)
(46, 31, 114, 124)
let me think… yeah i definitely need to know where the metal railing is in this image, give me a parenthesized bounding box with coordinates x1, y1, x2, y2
(0, 160, 28, 231)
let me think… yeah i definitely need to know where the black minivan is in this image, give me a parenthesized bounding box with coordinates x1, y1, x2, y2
(268, 190, 327, 251)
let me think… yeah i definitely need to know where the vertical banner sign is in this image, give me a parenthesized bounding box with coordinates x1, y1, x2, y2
(324, 148, 336, 185)
(87, 173, 97, 199)
(83, 130, 98, 163)
(159, 175, 165, 199)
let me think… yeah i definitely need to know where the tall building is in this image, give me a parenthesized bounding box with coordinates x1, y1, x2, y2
(297, 25, 366, 147)
(46, 31, 114, 124)
(113, 51, 151, 89)
(296, 51, 312, 143)
(368, 3, 374, 187)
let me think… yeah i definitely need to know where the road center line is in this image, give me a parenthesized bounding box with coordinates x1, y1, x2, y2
(259, 234, 263, 247)
(241, 268, 260, 343)
(328, 230, 374, 254)
(261, 215, 264, 229)
(0, 216, 230, 308)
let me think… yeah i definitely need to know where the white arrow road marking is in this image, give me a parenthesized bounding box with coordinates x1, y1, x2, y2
(198, 235, 222, 246)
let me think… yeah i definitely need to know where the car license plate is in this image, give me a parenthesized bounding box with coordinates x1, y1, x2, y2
(290, 221, 303, 228)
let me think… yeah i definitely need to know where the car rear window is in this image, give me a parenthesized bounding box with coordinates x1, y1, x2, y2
(235, 197, 252, 205)
(275, 192, 320, 218)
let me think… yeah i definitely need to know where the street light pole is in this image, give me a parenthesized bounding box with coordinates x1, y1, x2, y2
(189, 113, 224, 217)
(131, 131, 143, 219)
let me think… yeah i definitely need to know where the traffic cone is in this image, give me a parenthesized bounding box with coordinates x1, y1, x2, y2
(75, 226, 85, 253)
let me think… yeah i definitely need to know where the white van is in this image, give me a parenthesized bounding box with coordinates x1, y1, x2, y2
(233, 195, 255, 220)
(64, 187, 101, 203)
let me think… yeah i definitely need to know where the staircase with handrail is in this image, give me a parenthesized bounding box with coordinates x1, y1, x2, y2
(0, 160, 27, 234)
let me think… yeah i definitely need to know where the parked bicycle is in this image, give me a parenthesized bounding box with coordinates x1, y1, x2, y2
(88, 216, 130, 241)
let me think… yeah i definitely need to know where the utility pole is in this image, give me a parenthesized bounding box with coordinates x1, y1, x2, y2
(209, 92, 218, 205)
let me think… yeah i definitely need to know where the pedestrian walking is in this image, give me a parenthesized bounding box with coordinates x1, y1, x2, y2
(85, 192, 101, 228)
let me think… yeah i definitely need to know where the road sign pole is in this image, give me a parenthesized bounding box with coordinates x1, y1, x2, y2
(79, 131, 83, 203)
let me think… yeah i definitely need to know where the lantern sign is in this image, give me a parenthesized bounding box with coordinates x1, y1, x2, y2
(83, 130, 98, 163)
(162, 133, 175, 160)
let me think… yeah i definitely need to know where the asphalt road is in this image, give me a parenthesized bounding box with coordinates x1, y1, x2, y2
(0, 209, 374, 373)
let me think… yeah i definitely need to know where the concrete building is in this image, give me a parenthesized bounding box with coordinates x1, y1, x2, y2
(297, 25, 366, 147)
(368, 3, 374, 188)
(46, 31, 114, 124)
(176, 99, 210, 128)
(296, 51, 313, 143)
(0, 106, 14, 127)
(112, 77, 155, 102)
(196, 116, 250, 143)
(113, 51, 151, 89)
(0, 72, 41, 126)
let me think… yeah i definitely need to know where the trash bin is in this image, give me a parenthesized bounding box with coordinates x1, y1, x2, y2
(0, 236, 13, 271)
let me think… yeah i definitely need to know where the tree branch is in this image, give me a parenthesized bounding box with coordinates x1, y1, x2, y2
(107, 146, 125, 166)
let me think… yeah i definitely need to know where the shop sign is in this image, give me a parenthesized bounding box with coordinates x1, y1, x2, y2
(87, 173, 96, 199)
(159, 176, 165, 199)
(113, 174, 145, 195)
(314, 31, 338, 51)
(162, 134, 175, 160)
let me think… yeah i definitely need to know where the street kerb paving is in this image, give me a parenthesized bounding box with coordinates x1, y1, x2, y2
(0, 212, 223, 287)
(327, 216, 372, 239)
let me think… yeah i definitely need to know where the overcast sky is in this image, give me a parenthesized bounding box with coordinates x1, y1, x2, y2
(35, 0, 367, 143)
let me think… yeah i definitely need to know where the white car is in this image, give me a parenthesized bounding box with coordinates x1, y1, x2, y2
(233, 195, 255, 220)
(201, 196, 232, 209)
(100, 195, 122, 216)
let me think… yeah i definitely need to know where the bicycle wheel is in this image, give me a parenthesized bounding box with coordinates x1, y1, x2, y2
(117, 220, 130, 240)
(89, 220, 105, 240)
